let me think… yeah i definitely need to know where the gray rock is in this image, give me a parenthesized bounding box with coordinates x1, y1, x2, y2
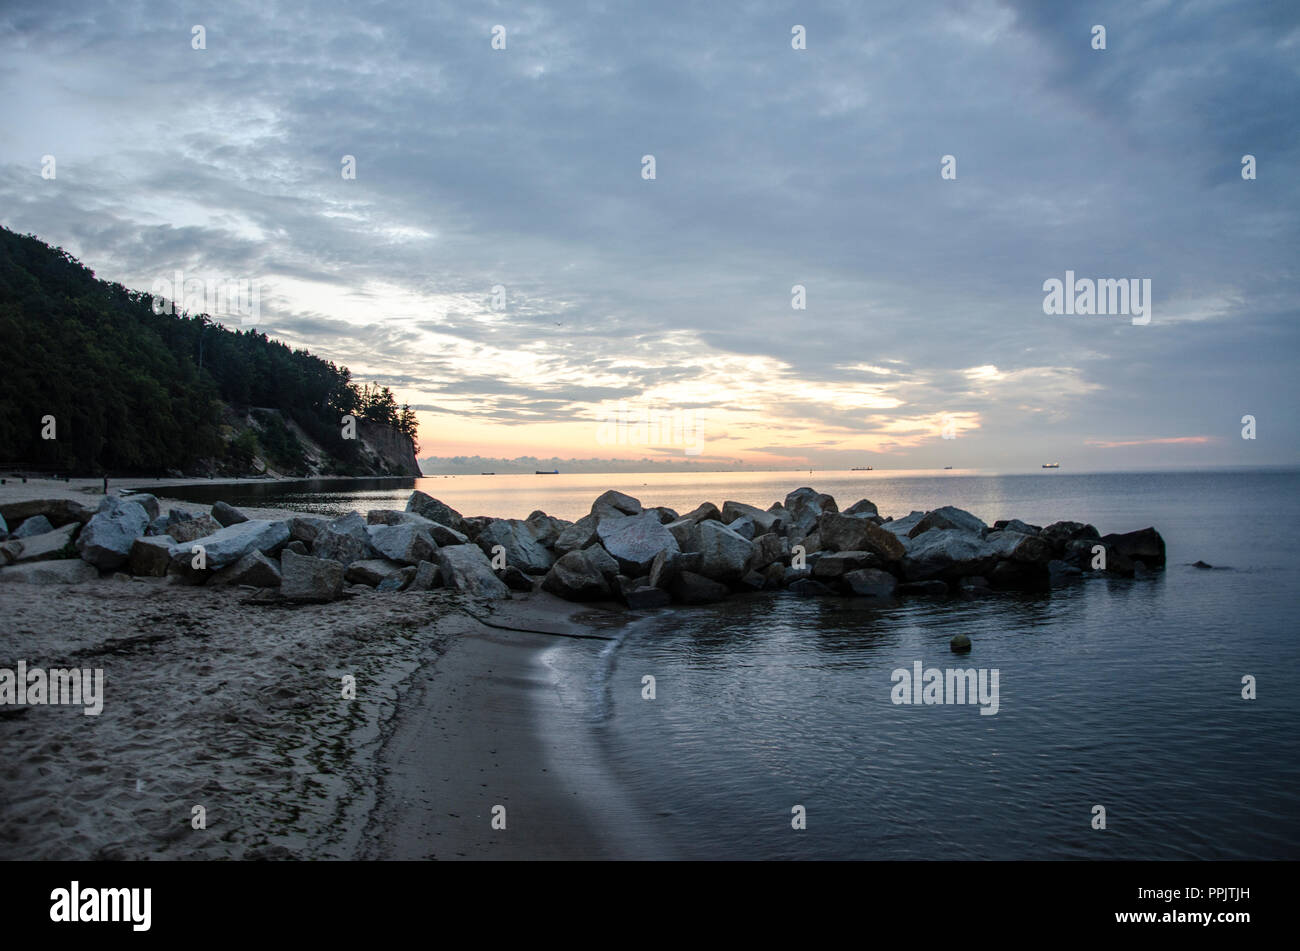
(1048, 559, 1083, 585)
(645, 506, 679, 525)
(497, 565, 535, 592)
(0, 511, 7, 540)
(286, 540, 308, 556)
(726, 515, 758, 540)
(475, 518, 555, 574)
(211, 501, 249, 527)
(77, 497, 150, 570)
(882, 511, 927, 537)
(409, 560, 442, 591)
(817, 512, 906, 560)
(436, 544, 511, 599)
(908, 506, 988, 539)
(123, 493, 160, 520)
(648, 549, 680, 589)
(1040, 521, 1099, 555)
(211, 550, 282, 587)
(0, 498, 94, 528)
(554, 514, 598, 554)
(428, 522, 470, 547)
(842, 568, 898, 597)
(1098, 527, 1166, 569)
(0, 559, 98, 584)
(406, 492, 468, 534)
(167, 519, 291, 574)
(783, 487, 838, 542)
(597, 512, 679, 576)
(683, 502, 722, 523)
(590, 489, 642, 520)
(541, 549, 615, 602)
(377, 566, 418, 592)
(746, 533, 788, 573)
(993, 518, 1041, 535)
(367, 523, 437, 566)
(288, 516, 330, 544)
(280, 550, 344, 602)
(897, 579, 948, 595)
(670, 570, 730, 604)
(901, 529, 989, 581)
(665, 516, 702, 552)
(813, 550, 882, 578)
(983, 530, 1051, 565)
(842, 498, 879, 518)
(697, 519, 755, 582)
(583, 543, 621, 580)
(168, 513, 223, 543)
(721, 501, 779, 534)
(1, 523, 78, 565)
(367, 509, 433, 527)
(12, 515, 54, 539)
(312, 513, 373, 566)
(525, 513, 568, 546)
(950, 634, 972, 652)
(128, 535, 175, 577)
(345, 559, 405, 586)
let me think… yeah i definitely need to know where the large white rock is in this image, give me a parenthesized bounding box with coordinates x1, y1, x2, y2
(366, 523, 437, 566)
(77, 497, 150, 570)
(475, 518, 555, 573)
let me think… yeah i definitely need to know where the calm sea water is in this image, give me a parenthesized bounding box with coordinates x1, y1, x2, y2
(160, 468, 1300, 858)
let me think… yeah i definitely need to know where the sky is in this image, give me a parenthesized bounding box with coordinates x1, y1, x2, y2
(1, 0, 1297, 472)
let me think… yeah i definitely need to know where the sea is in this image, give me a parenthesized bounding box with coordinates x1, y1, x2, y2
(158, 468, 1300, 859)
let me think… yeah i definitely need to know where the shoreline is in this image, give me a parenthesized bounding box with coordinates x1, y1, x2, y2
(358, 592, 674, 860)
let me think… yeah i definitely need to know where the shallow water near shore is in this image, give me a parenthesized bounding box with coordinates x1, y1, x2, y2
(545, 469, 1300, 859)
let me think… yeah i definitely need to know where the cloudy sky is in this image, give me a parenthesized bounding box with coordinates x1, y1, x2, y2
(2, 0, 1297, 471)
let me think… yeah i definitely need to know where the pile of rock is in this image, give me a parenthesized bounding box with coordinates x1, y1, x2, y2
(0, 487, 1166, 609)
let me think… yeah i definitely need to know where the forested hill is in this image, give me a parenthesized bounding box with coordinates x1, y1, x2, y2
(0, 227, 420, 477)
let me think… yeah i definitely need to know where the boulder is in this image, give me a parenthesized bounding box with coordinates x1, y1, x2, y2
(345, 559, 405, 586)
(0, 560, 99, 584)
(554, 514, 598, 554)
(436, 544, 511, 599)
(645, 506, 680, 525)
(288, 516, 331, 545)
(11, 515, 54, 539)
(211, 501, 249, 527)
(541, 549, 615, 602)
(525, 513, 569, 547)
(0, 498, 93, 528)
(280, 550, 344, 602)
(77, 497, 150, 570)
(583, 544, 622, 580)
(721, 501, 780, 534)
(406, 492, 468, 534)
(988, 558, 1049, 591)
(377, 567, 417, 592)
(1, 523, 78, 565)
(1040, 521, 1099, 555)
(983, 530, 1051, 565)
(993, 518, 1041, 535)
(648, 549, 680, 589)
(817, 513, 906, 561)
(497, 565, 535, 592)
(726, 516, 758, 540)
(697, 519, 755, 582)
(475, 519, 555, 574)
(409, 560, 442, 591)
(901, 529, 990, 582)
(590, 490, 642, 520)
(626, 586, 671, 609)
(745, 533, 787, 573)
(0, 512, 7, 540)
(312, 513, 373, 566)
(168, 513, 223, 543)
(813, 551, 882, 579)
(124, 493, 161, 520)
(211, 550, 282, 587)
(670, 571, 730, 604)
(908, 506, 987, 539)
(167, 519, 291, 574)
(897, 579, 948, 596)
(460, 516, 493, 541)
(367, 523, 437, 566)
(367, 509, 433, 527)
(842, 499, 879, 518)
(683, 502, 722, 523)
(427, 522, 470, 547)
(286, 540, 308, 556)
(1098, 527, 1166, 570)
(666, 517, 702, 552)
(842, 568, 898, 597)
(128, 535, 175, 577)
(882, 511, 927, 537)
(783, 488, 839, 542)
(597, 512, 679, 576)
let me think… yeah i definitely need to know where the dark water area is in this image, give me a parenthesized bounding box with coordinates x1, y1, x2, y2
(146, 476, 417, 514)
(551, 469, 1300, 859)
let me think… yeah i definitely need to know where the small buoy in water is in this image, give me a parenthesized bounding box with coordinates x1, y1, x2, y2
(950, 634, 972, 653)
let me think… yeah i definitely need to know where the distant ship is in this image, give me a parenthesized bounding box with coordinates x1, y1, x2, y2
(943, 466, 953, 470)
(535, 469, 559, 474)
(1041, 463, 1060, 469)
(480, 472, 495, 475)
(850, 466, 873, 471)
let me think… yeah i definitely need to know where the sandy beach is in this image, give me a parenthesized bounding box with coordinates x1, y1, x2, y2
(0, 477, 653, 860)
